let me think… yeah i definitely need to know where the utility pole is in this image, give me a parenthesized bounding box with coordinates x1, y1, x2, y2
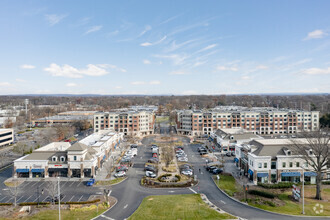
(58, 177, 61, 220)
(24, 99, 29, 119)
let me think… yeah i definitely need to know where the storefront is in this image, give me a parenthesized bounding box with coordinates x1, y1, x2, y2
(281, 172, 301, 182)
(48, 168, 68, 177)
(248, 169, 254, 181)
(71, 169, 81, 178)
(234, 158, 239, 167)
(257, 172, 269, 183)
(83, 168, 92, 178)
(16, 169, 29, 178)
(304, 172, 317, 184)
(31, 168, 45, 178)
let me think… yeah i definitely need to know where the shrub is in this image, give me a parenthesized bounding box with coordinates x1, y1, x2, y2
(257, 182, 296, 189)
(65, 199, 100, 205)
(175, 175, 181, 182)
(264, 201, 276, 207)
(158, 173, 171, 182)
(0, 203, 12, 206)
(248, 190, 275, 199)
(322, 181, 330, 185)
(19, 202, 49, 206)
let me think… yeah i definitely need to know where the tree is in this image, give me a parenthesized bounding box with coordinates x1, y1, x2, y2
(46, 180, 58, 205)
(320, 113, 330, 128)
(4, 118, 14, 128)
(290, 129, 330, 200)
(7, 180, 21, 207)
(162, 146, 173, 167)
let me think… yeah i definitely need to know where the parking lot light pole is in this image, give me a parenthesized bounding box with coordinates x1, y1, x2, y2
(58, 177, 61, 220)
(301, 166, 305, 215)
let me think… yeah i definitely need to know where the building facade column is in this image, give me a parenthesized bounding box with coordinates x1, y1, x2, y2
(80, 163, 84, 178)
(13, 166, 17, 178)
(45, 166, 49, 178)
(92, 166, 95, 178)
(29, 166, 32, 178)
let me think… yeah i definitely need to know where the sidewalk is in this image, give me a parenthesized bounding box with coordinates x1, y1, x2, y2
(224, 159, 254, 186)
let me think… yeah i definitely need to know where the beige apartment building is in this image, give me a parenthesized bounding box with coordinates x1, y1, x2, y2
(94, 109, 156, 137)
(176, 106, 319, 136)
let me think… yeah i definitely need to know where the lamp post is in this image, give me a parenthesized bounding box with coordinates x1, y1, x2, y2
(58, 177, 61, 220)
(301, 166, 305, 215)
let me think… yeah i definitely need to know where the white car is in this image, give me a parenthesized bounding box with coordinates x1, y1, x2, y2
(145, 171, 156, 178)
(181, 170, 193, 176)
(114, 171, 126, 178)
(131, 148, 138, 156)
(178, 157, 188, 162)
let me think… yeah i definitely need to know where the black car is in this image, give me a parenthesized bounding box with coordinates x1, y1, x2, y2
(225, 152, 231, 157)
(200, 150, 208, 155)
(52, 194, 64, 203)
(197, 147, 206, 152)
(145, 165, 157, 172)
(180, 164, 192, 170)
(131, 144, 138, 149)
(212, 168, 223, 175)
(148, 158, 159, 163)
(206, 165, 217, 172)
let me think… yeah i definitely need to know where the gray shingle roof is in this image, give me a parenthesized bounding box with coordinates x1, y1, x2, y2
(67, 142, 88, 151)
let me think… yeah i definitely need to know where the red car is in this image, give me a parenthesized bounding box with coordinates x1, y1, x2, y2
(152, 153, 158, 158)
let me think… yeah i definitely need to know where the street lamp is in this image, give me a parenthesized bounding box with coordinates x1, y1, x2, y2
(58, 177, 61, 220)
(301, 165, 305, 215)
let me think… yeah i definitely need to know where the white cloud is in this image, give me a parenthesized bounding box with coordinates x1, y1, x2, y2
(131, 81, 146, 85)
(149, 80, 160, 85)
(84, 25, 103, 35)
(66, 83, 77, 87)
(304, 29, 327, 40)
(198, 44, 217, 53)
(216, 66, 238, 71)
(45, 14, 67, 26)
(0, 82, 11, 86)
(16, 78, 26, 82)
(301, 67, 330, 75)
(140, 36, 167, 47)
(241, 76, 251, 80)
(20, 64, 35, 69)
(114, 86, 122, 89)
(154, 54, 188, 65)
(44, 63, 123, 78)
(143, 59, 151, 64)
(169, 70, 187, 75)
(256, 65, 268, 70)
(138, 25, 152, 37)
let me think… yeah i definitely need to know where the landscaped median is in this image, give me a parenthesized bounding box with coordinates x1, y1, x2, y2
(213, 174, 330, 216)
(95, 177, 127, 186)
(128, 194, 236, 220)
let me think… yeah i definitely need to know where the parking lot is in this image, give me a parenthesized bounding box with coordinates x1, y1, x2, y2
(0, 178, 102, 204)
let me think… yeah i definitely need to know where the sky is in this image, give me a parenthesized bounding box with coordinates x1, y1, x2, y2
(0, 0, 330, 95)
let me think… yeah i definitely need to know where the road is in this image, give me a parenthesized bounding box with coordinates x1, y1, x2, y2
(97, 135, 329, 220)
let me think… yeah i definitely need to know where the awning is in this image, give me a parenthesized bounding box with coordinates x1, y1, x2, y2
(16, 169, 29, 173)
(48, 168, 67, 172)
(234, 158, 239, 163)
(103, 155, 106, 160)
(248, 169, 254, 176)
(281, 172, 301, 177)
(114, 144, 117, 149)
(31, 169, 44, 173)
(257, 173, 269, 177)
(304, 172, 317, 177)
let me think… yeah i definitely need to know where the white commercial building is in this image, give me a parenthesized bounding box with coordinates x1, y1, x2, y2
(0, 128, 14, 147)
(14, 130, 123, 178)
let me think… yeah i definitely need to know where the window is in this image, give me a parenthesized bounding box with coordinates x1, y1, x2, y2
(60, 156, 65, 162)
(52, 156, 57, 162)
(282, 162, 286, 168)
(264, 163, 267, 168)
(271, 162, 276, 169)
(296, 162, 300, 167)
(289, 162, 293, 167)
(74, 156, 77, 161)
(258, 163, 262, 168)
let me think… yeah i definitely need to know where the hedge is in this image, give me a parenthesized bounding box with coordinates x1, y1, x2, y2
(19, 199, 100, 206)
(248, 190, 275, 199)
(175, 175, 181, 182)
(257, 182, 296, 189)
(0, 203, 12, 206)
(158, 173, 172, 182)
(323, 181, 330, 185)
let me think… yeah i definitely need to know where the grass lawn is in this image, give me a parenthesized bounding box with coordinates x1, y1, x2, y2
(18, 204, 108, 220)
(155, 116, 169, 123)
(214, 175, 239, 196)
(96, 177, 126, 186)
(129, 194, 235, 220)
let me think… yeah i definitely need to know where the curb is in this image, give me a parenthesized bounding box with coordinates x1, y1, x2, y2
(95, 176, 128, 187)
(90, 197, 118, 220)
(211, 176, 330, 218)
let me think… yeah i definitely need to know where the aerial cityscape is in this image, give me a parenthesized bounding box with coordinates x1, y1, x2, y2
(0, 1, 329, 220)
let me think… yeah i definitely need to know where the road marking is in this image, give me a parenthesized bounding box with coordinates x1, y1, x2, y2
(123, 204, 128, 209)
(39, 182, 45, 187)
(168, 190, 175, 193)
(78, 195, 83, 202)
(100, 215, 114, 220)
(220, 200, 226, 204)
(16, 196, 24, 203)
(23, 195, 32, 203)
(24, 181, 32, 187)
(61, 195, 66, 201)
(78, 181, 82, 187)
(42, 196, 49, 202)
(69, 195, 74, 202)
(189, 188, 197, 194)
(0, 196, 7, 202)
(61, 181, 67, 187)
(2, 188, 8, 191)
(33, 197, 38, 202)
(69, 182, 75, 187)
(31, 181, 39, 187)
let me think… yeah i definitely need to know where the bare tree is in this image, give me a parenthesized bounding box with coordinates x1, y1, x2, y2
(163, 146, 173, 167)
(291, 129, 330, 200)
(46, 180, 58, 205)
(7, 180, 21, 206)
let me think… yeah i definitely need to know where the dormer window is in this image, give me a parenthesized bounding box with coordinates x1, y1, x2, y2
(309, 149, 313, 155)
(287, 150, 291, 156)
(60, 156, 65, 162)
(52, 156, 57, 162)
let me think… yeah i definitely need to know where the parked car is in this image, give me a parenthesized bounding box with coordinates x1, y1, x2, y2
(131, 144, 138, 149)
(121, 158, 131, 163)
(151, 145, 158, 150)
(231, 151, 235, 156)
(176, 152, 186, 157)
(181, 169, 193, 176)
(114, 171, 126, 178)
(52, 194, 64, 203)
(206, 165, 217, 172)
(200, 150, 208, 155)
(212, 168, 223, 175)
(225, 152, 231, 157)
(116, 166, 128, 172)
(86, 178, 95, 186)
(180, 164, 192, 170)
(176, 149, 184, 154)
(145, 170, 157, 178)
(145, 165, 157, 172)
(131, 148, 138, 156)
(178, 157, 188, 162)
(148, 158, 159, 163)
(198, 146, 206, 152)
(152, 153, 158, 158)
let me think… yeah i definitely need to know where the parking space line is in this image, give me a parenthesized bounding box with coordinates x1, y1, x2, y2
(61, 181, 67, 187)
(42, 196, 49, 202)
(78, 195, 83, 202)
(68, 195, 74, 202)
(32, 197, 38, 202)
(16, 196, 24, 203)
(23, 182, 32, 187)
(0, 196, 7, 202)
(31, 182, 39, 187)
(23, 195, 32, 203)
(77, 181, 82, 187)
(189, 188, 197, 194)
(39, 182, 45, 187)
(61, 195, 66, 202)
(69, 182, 75, 187)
